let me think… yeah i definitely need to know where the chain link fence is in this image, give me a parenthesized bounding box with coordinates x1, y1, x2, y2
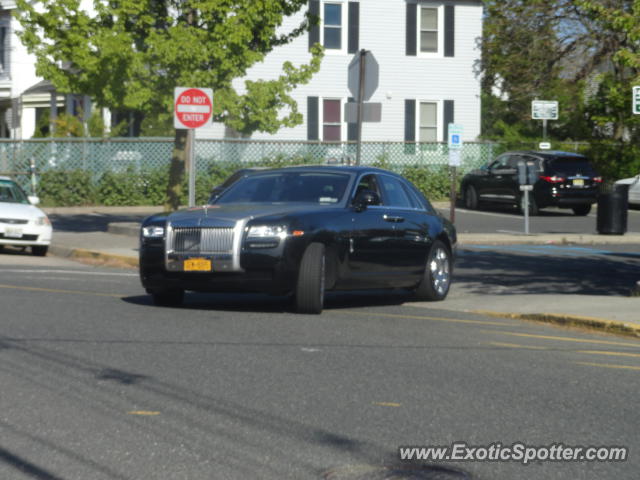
(0, 138, 498, 205)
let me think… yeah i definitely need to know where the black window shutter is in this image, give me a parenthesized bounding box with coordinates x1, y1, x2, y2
(443, 100, 454, 142)
(405, 100, 416, 141)
(348, 2, 360, 54)
(307, 96, 319, 141)
(444, 5, 455, 57)
(309, 0, 320, 51)
(406, 3, 417, 56)
(347, 97, 357, 141)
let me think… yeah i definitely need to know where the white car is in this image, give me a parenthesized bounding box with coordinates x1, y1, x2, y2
(0, 176, 52, 256)
(615, 175, 640, 207)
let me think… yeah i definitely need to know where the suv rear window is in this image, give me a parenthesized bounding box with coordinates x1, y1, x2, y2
(545, 158, 597, 176)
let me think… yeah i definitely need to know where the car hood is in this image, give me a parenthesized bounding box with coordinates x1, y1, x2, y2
(167, 203, 331, 228)
(0, 202, 45, 220)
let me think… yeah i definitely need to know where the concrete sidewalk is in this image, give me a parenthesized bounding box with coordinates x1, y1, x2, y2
(45, 207, 640, 336)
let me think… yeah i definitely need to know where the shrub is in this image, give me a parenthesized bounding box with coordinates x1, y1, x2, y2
(401, 165, 457, 201)
(38, 169, 97, 206)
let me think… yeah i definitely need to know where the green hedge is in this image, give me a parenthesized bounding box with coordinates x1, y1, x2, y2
(37, 160, 457, 207)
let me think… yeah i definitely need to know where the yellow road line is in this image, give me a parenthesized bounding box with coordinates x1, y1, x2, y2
(487, 341, 548, 350)
(576, 350, 640, 359)
(575, 362, 640, 372)
(127, 411, 161, 416)
(372, 402, 401, 407)
(343, 310, 513, 326)
(0, 283, 124, 298)
(483, 330, 640, 349)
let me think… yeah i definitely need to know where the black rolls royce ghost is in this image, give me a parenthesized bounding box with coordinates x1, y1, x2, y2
(139, 165, 456, 313)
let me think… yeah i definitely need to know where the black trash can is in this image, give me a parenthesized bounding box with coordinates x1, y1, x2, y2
(597, 183, 629, 235)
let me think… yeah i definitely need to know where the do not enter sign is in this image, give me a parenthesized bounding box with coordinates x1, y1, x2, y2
(174, 87, 213, 129)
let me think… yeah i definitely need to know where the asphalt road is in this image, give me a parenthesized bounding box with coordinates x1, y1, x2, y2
(1, 253, 639, 480)
(440, 205, 640, 234)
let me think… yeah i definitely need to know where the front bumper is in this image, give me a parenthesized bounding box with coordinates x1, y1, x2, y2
(0, 224, 52, 247)
(139, 237, 305, 295)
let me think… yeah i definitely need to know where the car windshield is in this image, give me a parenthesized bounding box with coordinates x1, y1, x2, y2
(547, 158, 597, 176)
(216, 171, 351, 205)
(0, 180, 29, 204)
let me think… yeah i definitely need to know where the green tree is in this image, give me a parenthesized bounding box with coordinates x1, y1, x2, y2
(479, 0, 636, 143)
(15, 0, 323, 209)
(575, 0, 640, 142)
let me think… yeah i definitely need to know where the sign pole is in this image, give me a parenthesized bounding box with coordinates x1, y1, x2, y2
(187, 129, 196, 207)
(449, 166, 457, 224)
(174, 87, 213, 208)
(356, 49, 366, 166)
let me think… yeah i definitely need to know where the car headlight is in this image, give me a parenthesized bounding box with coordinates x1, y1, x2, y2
(247, 225, 287, 239)
(142, 225, 165, 238)
(34, 216, 51, 226)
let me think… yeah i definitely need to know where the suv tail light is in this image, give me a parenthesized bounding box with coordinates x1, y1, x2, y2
(593, 176, 603, 183)
(539, 175, 565, 183)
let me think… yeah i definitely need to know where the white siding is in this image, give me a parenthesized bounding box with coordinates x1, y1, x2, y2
(199, 0, 483, 142)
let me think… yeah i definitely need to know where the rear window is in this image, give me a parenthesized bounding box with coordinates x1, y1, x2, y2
(545, 158, 597, 176)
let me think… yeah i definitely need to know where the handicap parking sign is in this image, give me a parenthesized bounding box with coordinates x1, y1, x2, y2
(448, 124, 464, 150)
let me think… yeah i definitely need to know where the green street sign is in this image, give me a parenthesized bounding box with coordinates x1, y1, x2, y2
(634, 86, 640, 115)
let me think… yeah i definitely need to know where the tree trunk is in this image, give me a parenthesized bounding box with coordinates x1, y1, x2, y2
(165, 128, 188, 211)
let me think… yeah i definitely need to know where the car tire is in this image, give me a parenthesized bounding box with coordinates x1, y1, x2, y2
(464, 185, 479, 210)
(519, 194, 539, 216)
(295, 243, 326, 314)
(151, 288, 184, 307)
(572, 205, 592, 216)
(31, 246, 48, 257)
(414, 240, 451, 301)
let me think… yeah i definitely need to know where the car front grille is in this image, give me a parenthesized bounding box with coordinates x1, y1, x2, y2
(171, 227, 234, 253)
(0, 234, 38, 240)
(0, 218, 28, 225)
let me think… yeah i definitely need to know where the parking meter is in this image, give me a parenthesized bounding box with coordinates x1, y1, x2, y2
(526, 161, 538, 185)
(517, 161, 527, 185)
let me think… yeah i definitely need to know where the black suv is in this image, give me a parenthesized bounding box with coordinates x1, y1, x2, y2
(461, 151, 602, 215)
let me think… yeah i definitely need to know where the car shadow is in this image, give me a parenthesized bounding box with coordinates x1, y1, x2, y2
(454, 248, 639, 296)
(122, 289, 411, 313)
(48, 213, 149, 233)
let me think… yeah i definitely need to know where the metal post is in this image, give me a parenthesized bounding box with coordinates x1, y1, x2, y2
(543, 119, 548, 140)
(187, 129, 196, 207)
(449, 166, 457, 224)
(524, 190, 530, 235)
(355, 49, 366, 166)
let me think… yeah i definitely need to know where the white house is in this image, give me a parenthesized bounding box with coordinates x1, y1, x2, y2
(200, 0, 484, 143)
(2, 0, 483, 142)
(0, 0, 44, 139)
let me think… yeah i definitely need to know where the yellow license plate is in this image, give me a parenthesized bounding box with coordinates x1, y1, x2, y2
(573, 179, 584, 186)
(184, 258, 212, 272)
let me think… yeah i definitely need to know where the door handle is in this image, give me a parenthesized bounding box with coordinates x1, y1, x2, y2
(383, 215, 405, 223)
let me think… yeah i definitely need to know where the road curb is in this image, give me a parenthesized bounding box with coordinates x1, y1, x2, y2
(49, 245, 138, 269)
(472, 309, 640, 338)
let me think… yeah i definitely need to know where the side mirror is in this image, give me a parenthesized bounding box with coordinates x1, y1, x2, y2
(28, 196, 40, 206)
(353, 189, 381, 212)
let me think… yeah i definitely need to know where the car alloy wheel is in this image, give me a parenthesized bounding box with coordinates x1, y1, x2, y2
(430, 246, 450, 297)
(414, 239, 451, 301)
(465, 185, 478, 210)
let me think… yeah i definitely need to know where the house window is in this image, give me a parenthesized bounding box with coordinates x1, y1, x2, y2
(407, 4, 454, 57)
(323, 99, 341, 141)
(419, 102, 438, 142)
(0, 26, 7, 73)
(323, 3, 342, 50)
(420, 8, 438, 53)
